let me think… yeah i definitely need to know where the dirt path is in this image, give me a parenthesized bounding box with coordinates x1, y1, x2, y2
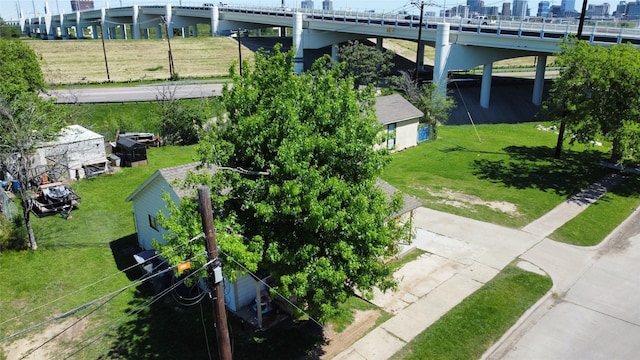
(321, 309, 381, 359)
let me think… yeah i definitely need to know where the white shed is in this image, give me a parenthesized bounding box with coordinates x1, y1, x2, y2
(375, 94, 424, 152)
(125, 162, 264, 313)
(34, 125, 109, 180)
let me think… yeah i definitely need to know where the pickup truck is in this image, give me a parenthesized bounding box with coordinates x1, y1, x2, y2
(467, 16, 496, 25)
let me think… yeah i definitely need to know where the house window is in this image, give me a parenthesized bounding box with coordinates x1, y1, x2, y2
(387, 123, 396, 150)
(148, 214, 159, 231)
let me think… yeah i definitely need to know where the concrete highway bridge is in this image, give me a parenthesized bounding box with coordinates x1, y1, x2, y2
(19, 4, 640, 109)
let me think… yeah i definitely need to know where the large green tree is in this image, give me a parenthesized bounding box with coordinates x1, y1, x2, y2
(0, 39, 66, 250)
(0, 38, 45, 101)
(541, 40, 640, 163)
(337, 40, 395, 88)
(158, 46, 406, 322)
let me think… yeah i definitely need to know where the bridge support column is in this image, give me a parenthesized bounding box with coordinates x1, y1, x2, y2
(433, 23, 451, 97)
(144, 28, 150, 39)
(211, 6, 219, 36)
(165, 4, 174, 38)
(156, 24, 162, 39)
(76, 11, 84, 39)
(376, 37, 383, 51)
(480, 63, 493, 108)
(109, 26, 117, 39)
(532, 55, 547, 106)
(92, 24, 98, 39)
(293, 12, 304, 74)
(193, 25, 198, 37)
(331, 43, 339, 62)
(132, 5, 140, 39)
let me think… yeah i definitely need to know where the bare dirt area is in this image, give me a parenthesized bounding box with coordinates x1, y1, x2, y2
(420, 187, 520, 216)
(321, 309, 381, 359)
(26, 37, 247, 85)
(2, 318, 89, 360)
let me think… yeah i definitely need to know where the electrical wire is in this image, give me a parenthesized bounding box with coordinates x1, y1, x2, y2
(217, 249, 324, 328)
(60, 259, 212, 360)
(199, 301, 213, 360)
(0, 232, 205, 331)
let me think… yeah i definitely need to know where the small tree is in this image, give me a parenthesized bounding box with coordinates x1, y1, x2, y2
(156, 85, 207, 145)
(337, 40, 395, 88)
(0, 94, 67, 249)
(391, 71, 455, 139)
(541, 40, 640, 162)
(0, 39, 66, 250)
(0, 18, 22, 39)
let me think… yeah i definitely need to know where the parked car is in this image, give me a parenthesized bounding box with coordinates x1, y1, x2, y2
(467, 16, 496, 25)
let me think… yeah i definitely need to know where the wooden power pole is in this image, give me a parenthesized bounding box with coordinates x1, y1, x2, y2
(198, 186, 232, 360)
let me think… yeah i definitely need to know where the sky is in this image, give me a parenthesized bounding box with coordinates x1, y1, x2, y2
(0, 0, 611, 21)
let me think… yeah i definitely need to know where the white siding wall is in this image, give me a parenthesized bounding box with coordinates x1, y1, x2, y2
(394, 119, 419, 152)
(36, 137, 106, 179)
(131, 177, 180, 250)
(223, 273, 265, 312)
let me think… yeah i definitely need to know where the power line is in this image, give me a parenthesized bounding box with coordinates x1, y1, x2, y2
(0, 233, 205, 331)
(60, 260, 212, 360)
(217, 249, 324, 328)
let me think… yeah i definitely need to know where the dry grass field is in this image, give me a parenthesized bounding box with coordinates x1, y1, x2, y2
(26, 36, 249, 85)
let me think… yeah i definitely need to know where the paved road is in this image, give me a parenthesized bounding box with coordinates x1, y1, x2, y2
(44, 83, 225, 103)
(487, 209, 640, 360)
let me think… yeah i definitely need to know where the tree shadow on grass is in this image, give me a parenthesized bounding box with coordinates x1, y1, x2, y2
(99, 283, 325, 360)
(471, 145, 610, 198)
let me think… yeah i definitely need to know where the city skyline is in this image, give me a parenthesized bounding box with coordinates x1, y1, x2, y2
(0, 0, 617, 21)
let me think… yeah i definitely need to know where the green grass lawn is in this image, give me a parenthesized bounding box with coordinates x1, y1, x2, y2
(391, 265, 552, 360)
(550, 176, 640, 246)
(382, 123, 610, 228)
(0, 145, 199, 359)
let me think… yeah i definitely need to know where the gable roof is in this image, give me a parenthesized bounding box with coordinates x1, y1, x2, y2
(125, 162, 216, 202)
(374, 94, 424, 125)
(376, 179, 423, 218)
(39, 124, 103, 148)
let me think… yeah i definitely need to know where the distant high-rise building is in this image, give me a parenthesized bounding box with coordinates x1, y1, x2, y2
(586, 3, 610, 17)
(70, 0, 94, 11)
(467, 0, 481, 13)
(537, 1, 551, 16)
(615, 1, 627, 17)
(561, 0, 576, 13)
(322, 1, 333, 11)
(513, 0, 528, 17)
(301, 1, 314, 9)
(502, 2, 511, 18)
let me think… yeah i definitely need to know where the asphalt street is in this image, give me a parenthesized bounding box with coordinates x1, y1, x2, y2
(44, 83, 225, 103)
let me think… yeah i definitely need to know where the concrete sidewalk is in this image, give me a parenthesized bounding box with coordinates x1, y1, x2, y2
(333, 173, 627, 359)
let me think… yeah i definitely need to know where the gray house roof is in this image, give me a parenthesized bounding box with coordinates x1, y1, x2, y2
(376, 179, 423, 218)
(374, 94, 424, 125)
(126, 162, 216, 201)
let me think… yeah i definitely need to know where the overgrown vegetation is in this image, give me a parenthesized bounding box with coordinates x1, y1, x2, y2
(391, 265, 552, 360)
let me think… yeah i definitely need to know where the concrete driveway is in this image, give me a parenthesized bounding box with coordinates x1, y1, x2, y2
(487, 213, 640, 360)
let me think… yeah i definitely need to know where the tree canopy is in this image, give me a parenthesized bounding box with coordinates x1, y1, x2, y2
(541, 40, 640, 163)
(337, 40, 395, 88)
(157, 46, 406, 322)
(0, 38, 45, 101)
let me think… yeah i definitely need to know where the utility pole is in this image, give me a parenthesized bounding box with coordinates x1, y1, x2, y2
(198, 186, 232, 360)
(99, 20, 111, 81)
(413, 1, 425, 82)
(554, 0, 589, 159)
(233, 28, 247, 76)
(162, 16, 176, 79)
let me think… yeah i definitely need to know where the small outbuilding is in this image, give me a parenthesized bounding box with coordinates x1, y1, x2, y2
(114, 137, 148, 167)
(375, 94, 424, 152)
(125, 162, 267, 314)
(33, 125, 109, 181)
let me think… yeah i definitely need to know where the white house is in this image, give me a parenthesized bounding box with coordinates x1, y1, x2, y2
(125, 162, 265, 313)
(374, 94, 424, 152)
(34, 125, 109, 180)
